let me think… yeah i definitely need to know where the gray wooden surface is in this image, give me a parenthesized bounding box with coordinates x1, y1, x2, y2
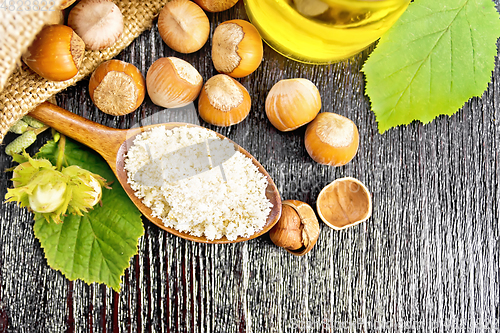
(1, 2, 499, 332)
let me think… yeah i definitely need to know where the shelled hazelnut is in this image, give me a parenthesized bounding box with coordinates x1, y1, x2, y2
(198, 74, 251, 126)
(22, 25, 85, 81)
(305, 112, 359, 166)
(158, 0, 210, 54)
(269, 200, 320, 256)
(68, 0, 123, 50)
(146, 57, 203, 108)
(212, 19, 263, 78)
(316, 177, 372, 230)
(265, 78, 321, 131)
(88, 60, 145, 116)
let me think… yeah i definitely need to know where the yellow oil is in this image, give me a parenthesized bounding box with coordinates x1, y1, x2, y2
(243, 0, 410, 64)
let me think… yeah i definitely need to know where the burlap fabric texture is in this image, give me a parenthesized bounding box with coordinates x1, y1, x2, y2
(0, 0, 168, 144)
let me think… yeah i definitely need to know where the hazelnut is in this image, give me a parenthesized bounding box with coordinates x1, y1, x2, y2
(22, 25, 85, 82)
(212, 19, 263, 78)
(59, 0, 78, 9)
(146, 57, 203, 108)
(88, 60, 146, 116)
(158, 0, 210, 54)
(269, 200, 320, 256)
(265, 78, 321, 131)
(198, 74, 251, 126)
(317, 177, 372, 230)
(192, 0, 238, 12)
(68, 0, 123, 50)
(304, 112, 359, 166)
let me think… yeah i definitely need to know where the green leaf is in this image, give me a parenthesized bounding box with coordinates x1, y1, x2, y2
(34, 139, 143, 292)
(362, 0, 500, 133)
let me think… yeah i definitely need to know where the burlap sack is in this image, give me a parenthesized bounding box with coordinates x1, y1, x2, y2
(0, 0, 168, 144)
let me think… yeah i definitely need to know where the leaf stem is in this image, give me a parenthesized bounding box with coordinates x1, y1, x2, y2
(56, 134, 66, 171)
(33, 125, 50, 136)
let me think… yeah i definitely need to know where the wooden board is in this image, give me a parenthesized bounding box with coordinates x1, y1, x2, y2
(0, 2, 499, 332)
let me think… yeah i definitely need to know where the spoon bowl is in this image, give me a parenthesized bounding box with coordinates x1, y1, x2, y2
(29, 102, 282, 244)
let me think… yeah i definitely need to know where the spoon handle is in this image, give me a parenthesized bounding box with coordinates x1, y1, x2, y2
(28, 102, 126, 166)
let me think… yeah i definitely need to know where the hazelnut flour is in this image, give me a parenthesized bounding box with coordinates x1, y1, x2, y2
(124, 126, 273, 240)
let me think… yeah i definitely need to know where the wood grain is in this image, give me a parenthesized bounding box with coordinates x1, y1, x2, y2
(1, 1, 499, 332)
(28, 102, 282, 244)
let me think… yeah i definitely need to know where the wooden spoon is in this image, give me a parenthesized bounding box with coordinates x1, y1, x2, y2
(29, 102, 282, 244)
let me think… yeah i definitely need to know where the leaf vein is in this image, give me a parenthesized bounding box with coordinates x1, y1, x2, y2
(390, 2, 468, 113)
(400, 4, 466, 26)
(465, 8, 476, 86)
(381, 59, 428, 81)
(67, 217, 82, 278)
(377, 30, 448, 62)
(86, 216, 119, 279)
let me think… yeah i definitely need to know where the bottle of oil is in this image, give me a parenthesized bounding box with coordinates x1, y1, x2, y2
(243, 0, 410, 64)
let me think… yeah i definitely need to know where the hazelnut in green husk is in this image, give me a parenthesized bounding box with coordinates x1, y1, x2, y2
(5, 154, 109, 223)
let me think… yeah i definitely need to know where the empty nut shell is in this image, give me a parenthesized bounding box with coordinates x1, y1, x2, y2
(316, 177, 372, 230)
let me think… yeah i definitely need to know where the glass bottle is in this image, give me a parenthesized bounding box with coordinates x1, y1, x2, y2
(244, 0, 410, 64)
